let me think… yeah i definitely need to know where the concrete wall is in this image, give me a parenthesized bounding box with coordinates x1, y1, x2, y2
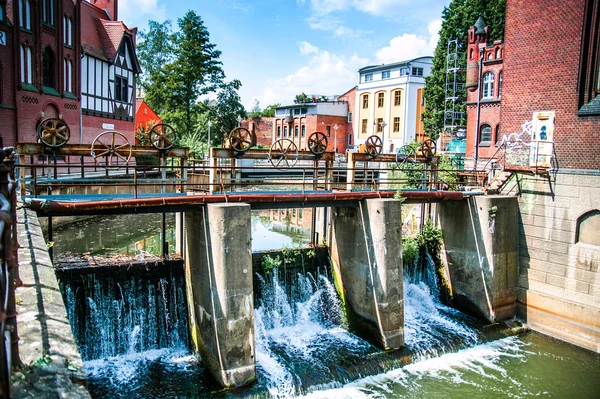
(438, 196, 518, 322)
(502, 171, 600, 353)
(184, 203, 255, 388)
(330, 198, 404, 349)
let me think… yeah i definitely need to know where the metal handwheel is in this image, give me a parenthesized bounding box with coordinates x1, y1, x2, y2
(228, 127, 255, 153)
(150, 123, 176, 150)
(90, 131, 132, 165)
(38, 118, 70, 147)
(395, 145, 417, 168)
(365, 135, 383, 158)
(421, 138, 437, 159)
(307, 132, 328, 155)
(269, 139, 299, 169)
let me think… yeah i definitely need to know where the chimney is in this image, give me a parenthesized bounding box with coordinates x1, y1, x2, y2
(93, 0, 118, 21)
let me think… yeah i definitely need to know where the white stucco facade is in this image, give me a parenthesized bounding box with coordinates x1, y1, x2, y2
(353, 56, 433, 153)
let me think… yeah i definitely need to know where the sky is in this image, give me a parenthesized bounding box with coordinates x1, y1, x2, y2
(119, 0, 450, 109)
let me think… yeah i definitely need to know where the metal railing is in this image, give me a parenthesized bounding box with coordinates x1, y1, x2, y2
(0, 147, 19, 398)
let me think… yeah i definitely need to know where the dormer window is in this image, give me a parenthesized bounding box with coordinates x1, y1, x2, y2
(365, 73, 373, 82)
(411, 67, 423, 76)
(382, 70, 390, 79)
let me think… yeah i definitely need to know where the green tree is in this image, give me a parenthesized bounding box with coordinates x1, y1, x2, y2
(422, 0, 505, 140)
(137, 20, 174, 89)
(262, 103, 280, 117)
(141, 10, 225, 136)
(212, 80, 247, 145)
(248, 99, 262, 119)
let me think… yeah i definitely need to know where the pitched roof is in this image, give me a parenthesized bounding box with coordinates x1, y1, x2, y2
(81, 0, 141, 72)
(474, 15, 487, 34)
(136, 99, 143, 113)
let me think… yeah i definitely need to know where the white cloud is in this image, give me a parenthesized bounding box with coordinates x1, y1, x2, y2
(119, 0, 166, 29)
(255, 43, 368, 106)
(374, 18, 441, 63)
(298, 41, 319, 55)
(307, 15, 372, 39)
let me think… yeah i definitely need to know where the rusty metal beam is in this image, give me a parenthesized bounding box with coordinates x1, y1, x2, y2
(210, 147, 335, 161)
(347, 152, 438, 163)
(16, 143, 189, 158)
(25, 190, 465, 217)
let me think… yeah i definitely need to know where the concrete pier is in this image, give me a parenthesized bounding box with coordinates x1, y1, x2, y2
(438, 196, 518, 322)
(184, 203, 255, 388)
(330, 198, 404, 349)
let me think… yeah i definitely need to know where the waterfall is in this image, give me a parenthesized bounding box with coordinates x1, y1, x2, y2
(61, 272, 189, 361)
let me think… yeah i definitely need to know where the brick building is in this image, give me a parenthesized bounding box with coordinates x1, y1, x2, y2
(465, 16, 504, 161)
(482, 0, 600, 352)
(272, 96, 351, 154)
(0, 0, 139, 149)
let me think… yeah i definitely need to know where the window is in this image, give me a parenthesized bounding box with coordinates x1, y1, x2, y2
(576, 210, 600, 246)
(19, 0, 31, 30)
(365, 73, 373, 82)
(469, 49, 474, 60)
(378, 92, 384, 107)
(382, 70, 390, 79)
(348, 112, 352, 122)
(495, 125, 500, 145)
(578, 0, 600, 115)
(496, 48, 501, 59)
(20, 45, 33, 84)
(482, 72, 494, 99)
(301, 125, 305, 137)
(479, 124, 491, 145)
(394, 90, 402, 106)
(0, 4, 4, 22)
(115, 76, 128, 102)
(284, 126, 288, 137)
(42, 48, 55, 88)
(411, 67, 423, 76)
(347, 134, 352, 146)
(277, 126, 281, 137)
(361, 119, 367, 134)
(393, 117, 400, 132)
(401, 68, 410, 76)
(295, 125, 298, 137)
(63, 59, 72, 92)
(63, 17, 72, 46)
(498, 71, 503, 98)
(362, 94, 369, 108)
(376, 118, 383, 132)
(326, 126, 331, 137)
(42, 0, 54, 26)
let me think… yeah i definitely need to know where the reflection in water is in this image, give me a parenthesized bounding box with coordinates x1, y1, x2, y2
(47, 209, 314, 258)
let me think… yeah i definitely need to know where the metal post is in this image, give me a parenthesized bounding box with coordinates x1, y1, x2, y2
(161, 212, 167, 258)
(48, 216, 53, 262)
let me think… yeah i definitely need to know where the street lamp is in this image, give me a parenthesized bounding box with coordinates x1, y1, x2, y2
(333, 124, 339, 153)
(380, 121, 387, 153)
(207, 120, 212, 159)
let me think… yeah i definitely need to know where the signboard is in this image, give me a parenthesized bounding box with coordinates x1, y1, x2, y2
(102, 123, 115, 130)
(0, 31, 6, 46)
(530, 111, 555, 167)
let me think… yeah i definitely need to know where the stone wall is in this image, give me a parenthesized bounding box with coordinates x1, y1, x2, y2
(502, 171, 600, 352)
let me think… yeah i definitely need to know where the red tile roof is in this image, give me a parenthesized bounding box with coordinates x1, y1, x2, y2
(81, 0, 139, 66)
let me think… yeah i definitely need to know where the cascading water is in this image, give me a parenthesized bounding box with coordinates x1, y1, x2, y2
(61, 271, 189, 361)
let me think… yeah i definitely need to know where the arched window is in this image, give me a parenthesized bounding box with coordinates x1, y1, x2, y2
(469, 49, 473, 60)
(482, 72, 494, 99)
(498, 71, 503, 98)
(43, 47, 55, 88)
(63, 59, 72, 93)
(19, 0, 31, 30)
(495, 125, 501, 145)
(63, 16, 73, 46)
(487, 53, 493, 60)
(576, 210, 600, 246)
(42, 0, 54, 25)
(479, 124, 491, 145)
(496, 47, 501, 59)
(20, 45, 32, 84)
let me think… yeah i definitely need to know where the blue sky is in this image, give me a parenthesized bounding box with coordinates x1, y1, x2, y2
(119, 0, 450, 109)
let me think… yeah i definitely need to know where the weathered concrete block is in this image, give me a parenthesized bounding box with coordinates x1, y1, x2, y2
(439, 196, 519, 322)
(330, 198, 404, 349)
(185, 203, 255, 389)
